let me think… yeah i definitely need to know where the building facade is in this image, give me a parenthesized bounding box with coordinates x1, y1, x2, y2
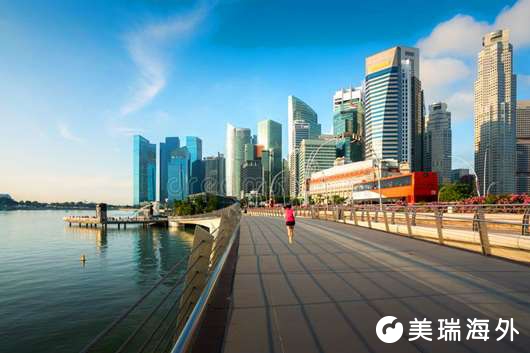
(516, 100, 530, 194)
(451, 168, 470, 183)
(186, 136, 203, 194)
(225, 124, 252, 198)
(203, 153, 226, 196)
(474, 29, 517, 195)
(298, 139, 337, 200)
(167, 147, 190, 202)
(257, 119, 283, 196)
(159, 137, 180, 202)
(288, 96, 322, 198)
(364, 46, 424, 171)
(133, 135, 156, 205)
(425, 102, 452, 184)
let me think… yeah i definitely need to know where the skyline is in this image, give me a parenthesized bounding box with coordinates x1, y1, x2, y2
(1, 0, 530, 204)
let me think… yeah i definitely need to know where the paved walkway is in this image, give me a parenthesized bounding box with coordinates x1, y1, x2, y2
(222, 216, 530, 353)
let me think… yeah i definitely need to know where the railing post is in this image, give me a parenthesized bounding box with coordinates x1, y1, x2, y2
(176, 226, 214, 334)
(522, 208, 530, 236)
(383, 206, 389, 232)
(353, 206, 358, 226)
(476, 206, 491, 256)
(374, 210, 379, 223)
(411, 208, 417, 226)
(435, 208, 444, 245)
(405, 207, 412, 236)
(391, 210, 395, 225)
(366, 208, 372, 229)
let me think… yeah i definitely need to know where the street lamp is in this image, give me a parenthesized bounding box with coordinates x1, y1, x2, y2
(365, 145, 383, 211)
(270, 169, 286, 205)
(486, 181, 496, 196)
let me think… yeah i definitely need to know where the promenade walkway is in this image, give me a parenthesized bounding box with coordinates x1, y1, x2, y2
(222, 216, 530, 353)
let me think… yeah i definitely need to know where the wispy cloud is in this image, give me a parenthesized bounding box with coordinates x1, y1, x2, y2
(119, 2, 214, 117)
(58, 122, 84, 143)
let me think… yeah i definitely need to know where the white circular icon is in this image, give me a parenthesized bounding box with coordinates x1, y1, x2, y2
(376, 316, 404, 343)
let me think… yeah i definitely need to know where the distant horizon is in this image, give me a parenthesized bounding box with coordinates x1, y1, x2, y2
(2, 0, 530, 204)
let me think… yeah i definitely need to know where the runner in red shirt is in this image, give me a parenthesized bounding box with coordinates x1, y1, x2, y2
(284, 204, 295, 244)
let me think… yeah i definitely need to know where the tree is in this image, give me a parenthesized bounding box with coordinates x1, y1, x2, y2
(438, 182, 474, 202)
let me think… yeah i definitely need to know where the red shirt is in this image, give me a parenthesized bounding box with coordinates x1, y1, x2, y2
(285, 208, 295, 222)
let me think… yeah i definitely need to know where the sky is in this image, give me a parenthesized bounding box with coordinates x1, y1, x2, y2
(1, 0, 530, 204)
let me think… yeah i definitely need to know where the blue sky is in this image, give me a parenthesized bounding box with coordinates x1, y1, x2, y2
(1, 0, 530, 204)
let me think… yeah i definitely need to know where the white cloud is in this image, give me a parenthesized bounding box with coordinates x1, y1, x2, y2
(417, 15, 489, 58)
(417, 0, 530, 122)
(421, 57, 470, 93)
(495, 0, 530, 47)
(445, 91, 474, 122)
(119, 3, 213, 116)
(58, 123, 84, 143)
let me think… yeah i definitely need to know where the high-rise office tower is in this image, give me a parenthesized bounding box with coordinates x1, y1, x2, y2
(159, 137, 180, 202)
(333, 87, 364, 163)
(133, 135, 156, 205)
(203, 153, 226, 195)
(365, 46, 424, 170)
(288, 96, 321, 198)
(185, 136, 203, 194)
(226, 124, 252, 197)
(167, 147, 190, 202)
(516, 100, 530, 194)
(474, 29, 516, 195)
(298, 139, 337, 199)
(257, 119, 282, 196)
(425, 102, 452, 184)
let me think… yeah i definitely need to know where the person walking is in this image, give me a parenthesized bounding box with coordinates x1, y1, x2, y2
(284, 204, 296, 244)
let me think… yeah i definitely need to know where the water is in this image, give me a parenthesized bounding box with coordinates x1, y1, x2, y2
(0, 210, 194, 353)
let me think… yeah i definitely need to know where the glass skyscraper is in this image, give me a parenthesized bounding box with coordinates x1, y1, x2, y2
(167, 147, 190, 202)
(287, 96, 321, 198)
(425, 102, 452, 184)
(185, 136, 203, 194)
(159, 137, 180, 202)
(133, 135, 156, 205)
(226, 124, 252, 197)
(257, 119, 282, 195)
(364, 46, 424, 171)
(203, 153, 226, 195)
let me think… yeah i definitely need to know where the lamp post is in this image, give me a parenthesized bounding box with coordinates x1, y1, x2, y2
(270, 170, 286, 205)
(365, 144, 383, 211)
(486, 181, 496, 196)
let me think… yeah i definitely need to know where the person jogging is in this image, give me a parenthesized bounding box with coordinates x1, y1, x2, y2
(284, 204, 296, 244)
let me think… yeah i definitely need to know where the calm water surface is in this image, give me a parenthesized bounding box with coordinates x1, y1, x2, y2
(0, 210, 193, 353)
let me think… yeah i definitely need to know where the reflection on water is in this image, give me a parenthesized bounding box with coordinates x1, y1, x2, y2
(0, 210, 194, 353)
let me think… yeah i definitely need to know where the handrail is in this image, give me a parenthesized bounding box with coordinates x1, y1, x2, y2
(170, 222, 240, 353)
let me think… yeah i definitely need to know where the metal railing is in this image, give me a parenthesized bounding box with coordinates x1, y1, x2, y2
(79, 203, 241, 353)
(248, 204, 530, 264)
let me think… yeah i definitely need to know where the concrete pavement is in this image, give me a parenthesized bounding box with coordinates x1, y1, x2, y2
(222, 216, 530, 353)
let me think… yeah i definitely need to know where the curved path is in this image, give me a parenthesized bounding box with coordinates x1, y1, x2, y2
(222, 215, 530, 353)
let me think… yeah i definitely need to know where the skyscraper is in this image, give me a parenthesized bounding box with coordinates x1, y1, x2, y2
(167, 147, 190, 202)
(203, 153, 226, 195)
(474, 29, 516, 195)
(425, 102, 452, 184)
(257, 119, 282, 195)
(333, 87, 364, 163)
(159, 137, 180, 202)
(186, 136, 203, 194)
(364, 46, 424, 170)
(133, 135, 156, 205)
(288, 96, 321, 198)
(225, 124, 252, 197)
(298, 139, 337, 199)
(516, 100, 530, 194)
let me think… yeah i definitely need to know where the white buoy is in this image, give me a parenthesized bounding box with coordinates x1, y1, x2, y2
(80, 254, 87, 262)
